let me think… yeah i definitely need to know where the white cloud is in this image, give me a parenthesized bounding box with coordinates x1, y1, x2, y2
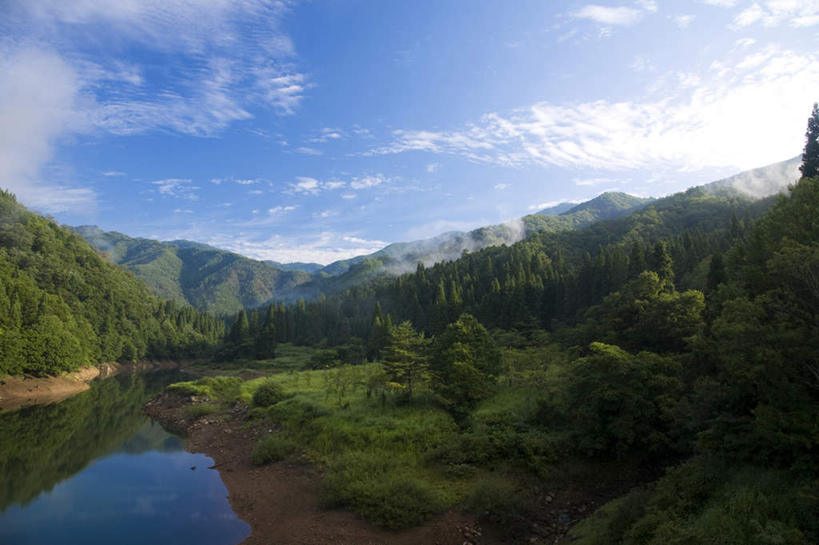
(701, 0, 737, 6)
(308, 127, 345, 143)
(234, 178, 258, 185)
(207, 231, 388, 265)
(674, 14, 695, 28)
(268, 205, 296, 215)
(295, 146, 322, 155)
(0, 47, 96, 213)
(289, 177, 320, 194)
(349, 174, 388, 190)
(369, 47, 819, 172)
(494, 183, 510, 190)
(324, 181, 346, 190)
(575, 5, 644, 25)
(732, 1, 819, 28)
(426, 162, 440, 173)
(152, 178, 199, 200)
(102, 171, 125, 176)
(5, 0, 307, 139)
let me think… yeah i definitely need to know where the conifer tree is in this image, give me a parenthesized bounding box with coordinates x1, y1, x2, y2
(800, 102, 819, 178)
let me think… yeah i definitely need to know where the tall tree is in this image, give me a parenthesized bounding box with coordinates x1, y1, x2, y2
(801, 102, 819, 178)
(381, 320, 428, 398)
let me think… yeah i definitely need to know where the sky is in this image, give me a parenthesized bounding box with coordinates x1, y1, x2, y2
(2, 0, 818, 264)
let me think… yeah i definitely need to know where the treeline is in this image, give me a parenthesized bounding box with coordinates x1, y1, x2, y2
(227, 186, 766, 351)
(0, 191, 224, 376)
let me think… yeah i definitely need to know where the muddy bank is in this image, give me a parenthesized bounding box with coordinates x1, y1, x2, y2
(145, 394, 506, 545)
(0, 360, 185, 412)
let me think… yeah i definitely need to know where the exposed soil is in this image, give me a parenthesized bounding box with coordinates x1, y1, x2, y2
(145, 394, 652, 545)
(0, 360, 183, 412)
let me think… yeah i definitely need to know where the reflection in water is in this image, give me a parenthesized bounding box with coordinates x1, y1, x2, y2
(0, 372, 250, 545)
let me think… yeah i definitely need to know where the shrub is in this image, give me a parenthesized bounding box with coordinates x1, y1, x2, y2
(251, 434, 298, 465)
(166, 376, 243, 402)
(320, 450, 447, 529)
(252, 380, 284, 407)
(463, 476, 529, 524)
(185, 403, 218, 419)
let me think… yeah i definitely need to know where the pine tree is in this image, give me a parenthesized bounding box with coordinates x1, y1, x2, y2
(800, 103, 819, 178)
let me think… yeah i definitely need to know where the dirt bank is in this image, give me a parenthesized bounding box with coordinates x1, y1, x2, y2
(145, 394, 508, 545)
(0, 360, 185, 412)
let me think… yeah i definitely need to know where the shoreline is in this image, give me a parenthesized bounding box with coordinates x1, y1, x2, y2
(0, 361, 184, 412)
(144, 393, 500, 545)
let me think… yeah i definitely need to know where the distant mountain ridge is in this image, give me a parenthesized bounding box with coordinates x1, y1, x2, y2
(72, 226, 312, 315)
(75, 157, 799, 311)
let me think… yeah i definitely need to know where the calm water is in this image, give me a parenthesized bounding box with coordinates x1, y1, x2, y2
(0, 372, 250, 545)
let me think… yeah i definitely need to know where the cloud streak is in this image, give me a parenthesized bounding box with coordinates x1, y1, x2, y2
(369, 47, 819, 172)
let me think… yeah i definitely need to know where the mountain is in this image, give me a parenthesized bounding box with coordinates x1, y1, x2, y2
(74, 159, 798, 312)
(0, 191, 222, 376)
(265, 261, 324, 273)
(536, 201, 577, 216)
(73, 227, 313, 314)
(704, 156, 801, 198)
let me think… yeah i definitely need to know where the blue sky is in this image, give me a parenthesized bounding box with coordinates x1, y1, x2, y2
(2, 0, 818, 264)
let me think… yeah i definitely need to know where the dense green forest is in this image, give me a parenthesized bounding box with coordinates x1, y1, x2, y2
(0, 192, 224, 376)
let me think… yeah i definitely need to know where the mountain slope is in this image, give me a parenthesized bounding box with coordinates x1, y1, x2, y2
(74, 227, 312, 314)
(0, 191, 223, 376)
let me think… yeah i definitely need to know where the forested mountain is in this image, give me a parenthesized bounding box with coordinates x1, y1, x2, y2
(73, 226, 313, 315)
(0, 192, 224, 376)
(229, 182, 774, 347)
(75, 160, 794, 315)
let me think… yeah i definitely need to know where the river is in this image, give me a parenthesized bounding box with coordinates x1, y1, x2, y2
(0, 371, 250, 545)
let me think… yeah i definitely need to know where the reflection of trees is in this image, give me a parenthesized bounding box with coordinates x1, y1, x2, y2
(0, 371, 185, 510)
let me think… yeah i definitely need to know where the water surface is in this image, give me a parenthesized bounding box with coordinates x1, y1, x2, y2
(0, 372, 250, 545)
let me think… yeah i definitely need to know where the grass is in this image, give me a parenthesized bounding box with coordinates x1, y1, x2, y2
(251, 434, 298, 465)
(165, 359, 562, 530)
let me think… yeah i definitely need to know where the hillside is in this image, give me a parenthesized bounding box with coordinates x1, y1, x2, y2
(74, 227, 313, 315)
(0, 191, 223, 376)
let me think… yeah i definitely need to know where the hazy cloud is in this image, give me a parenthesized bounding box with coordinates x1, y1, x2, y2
(370, 47, 819, 172)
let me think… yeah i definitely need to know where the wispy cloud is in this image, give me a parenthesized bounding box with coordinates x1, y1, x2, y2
(349, 174, 387, 190)
(369, 47, 819, 172)
(152, 178, 199, 200)
(207, 231, 388, 264)
(732, 1, 819, 28)
(574, 5, 645, 26)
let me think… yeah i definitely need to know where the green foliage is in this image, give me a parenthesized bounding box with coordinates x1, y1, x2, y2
(381, 320, 428, 398)
(184, 403, 218, 419)
(0, 191, 223, 376)
(167, 376, 243, 402)
(551, 343, 683, 458)
(251, 379, 285, 407)
(429, 314, 501, 413)
(251, 434, 298, 465)
(800, 103, 819, 178)
(320, 450, 448, 529)
(571, 459, 819, 545)
(463, 475, 529, 524)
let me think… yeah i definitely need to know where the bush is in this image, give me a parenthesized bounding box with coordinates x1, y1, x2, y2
(251, 434, 298, 465)
(167, 376, 243, 402)
(320, 450, 447, 529)
(252, 380, 285, 407)
(184, 403, 218, 419)
(463, 476, 529, 524)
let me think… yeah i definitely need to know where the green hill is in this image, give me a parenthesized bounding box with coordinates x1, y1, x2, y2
(0, 191, 223, 376)
(74, 227, 313, 315)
